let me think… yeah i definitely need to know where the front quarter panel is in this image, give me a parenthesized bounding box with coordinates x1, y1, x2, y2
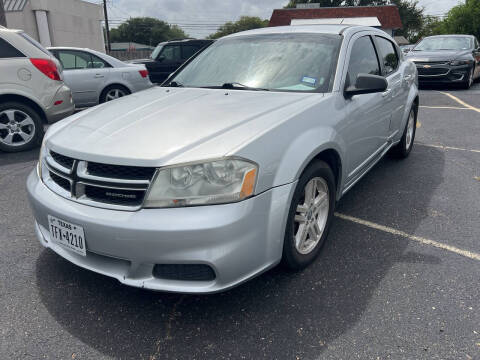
(232, 94, 346, 198)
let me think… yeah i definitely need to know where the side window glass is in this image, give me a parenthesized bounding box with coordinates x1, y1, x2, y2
(58, 52, 76, 69)
(160, 45, 182, 62)
(182, 45, 200, 60)
(375, 36, 399, 76)
(347, 36, 380, 87)
(88, 54, 109, 68)
(0, 38, 25, 58)
(58, 51, 90, 70)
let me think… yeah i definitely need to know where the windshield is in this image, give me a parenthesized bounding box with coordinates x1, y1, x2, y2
(171, 34, 342, 92)
(151, 44, 163, 60)
(414, 36, 472, 51)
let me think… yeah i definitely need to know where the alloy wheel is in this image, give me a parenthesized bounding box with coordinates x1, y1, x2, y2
(105, 88, 127, 101)
(405, 110, 415, 151)
(293, 177, 330, 255)
(0, 109, 36, 147)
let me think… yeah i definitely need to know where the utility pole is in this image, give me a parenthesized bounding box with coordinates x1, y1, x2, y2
(103, 0, 111, 52)
(0, 0, 7, 27)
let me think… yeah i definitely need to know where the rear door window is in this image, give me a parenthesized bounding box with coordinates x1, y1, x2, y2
(159, 45, 182, 62)
(0, 38, 25, 58)
(182, 45, 200, 60)
(375, 36, 399, 76)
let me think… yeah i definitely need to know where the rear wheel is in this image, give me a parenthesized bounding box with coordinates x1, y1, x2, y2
(100, 85, 130, 103)
(282, 160, 336, 270)
(0, 102, 44, 152)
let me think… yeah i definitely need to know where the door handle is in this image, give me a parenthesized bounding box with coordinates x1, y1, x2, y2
(94, 74, 104, 78)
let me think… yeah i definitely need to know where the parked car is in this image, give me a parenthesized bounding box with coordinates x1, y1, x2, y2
(129, 38, 214, 84)
(27, 25, 418, 293)
(400, 44, 414, 55)
(406, 34, 480, 89)
(0, 26, 74, 152)
(48, 47, 153, 108)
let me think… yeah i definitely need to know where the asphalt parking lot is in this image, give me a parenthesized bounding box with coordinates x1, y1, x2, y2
(1, 83, 479, 360)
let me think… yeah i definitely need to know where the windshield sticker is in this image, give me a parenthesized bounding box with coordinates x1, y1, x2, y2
(301, 76, 317, 87)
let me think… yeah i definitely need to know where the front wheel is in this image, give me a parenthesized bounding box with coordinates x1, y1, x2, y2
(390, 107, 416, 159)
(282, 160, 336, 270)
(461, 67, 474, 89)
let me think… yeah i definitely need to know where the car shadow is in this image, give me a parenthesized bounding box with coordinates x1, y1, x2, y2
(0, 148, 39, 166)
(35, 145, 445, 359)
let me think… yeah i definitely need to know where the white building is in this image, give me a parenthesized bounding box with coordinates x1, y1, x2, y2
(3, 0, 105, 52)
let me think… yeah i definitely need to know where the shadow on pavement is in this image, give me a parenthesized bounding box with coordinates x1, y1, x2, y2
(35, 146, 445, 359)
(0, 148, 39, 167)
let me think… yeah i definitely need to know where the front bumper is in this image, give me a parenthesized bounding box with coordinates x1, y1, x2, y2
(416, 64, 470, 84)
(45, 85, 75, 124)
(27, 170, 295, 293)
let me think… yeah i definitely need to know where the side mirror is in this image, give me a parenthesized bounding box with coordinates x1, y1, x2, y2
(344, 74, 388, 98)
(158, 56, 166, 62)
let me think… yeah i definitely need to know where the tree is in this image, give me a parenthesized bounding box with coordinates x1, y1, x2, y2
(389, 0, 423, 42)
(208, 16, 269, 39)
(438, 0, 480, 40)
(110, 17, 188, 46)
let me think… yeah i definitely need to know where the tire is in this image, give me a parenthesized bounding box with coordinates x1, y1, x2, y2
(0, 101, 44, 153)
(390, 107, 417, 159)
(461, 67, 474, 89)
(100, 85, 131, 103)
(282, 160, 336, 270)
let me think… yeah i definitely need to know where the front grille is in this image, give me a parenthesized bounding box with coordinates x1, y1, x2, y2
(43, 151, 157, 210)
(87, 162, 155, 181)
(417, 67, 449, 76)
(50, 172, 71, 192)
(413, 61, 449, 66)
(50, 151, 74, 170)
(153, 264, 216, 281)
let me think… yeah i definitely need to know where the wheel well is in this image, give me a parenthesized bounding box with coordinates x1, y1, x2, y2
(0, 94, 47, 124)
(310, 149, 342, 191)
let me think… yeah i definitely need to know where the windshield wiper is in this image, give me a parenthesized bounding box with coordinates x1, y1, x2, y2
(221, 82, 270, 91)
(167, 81, 184, 87)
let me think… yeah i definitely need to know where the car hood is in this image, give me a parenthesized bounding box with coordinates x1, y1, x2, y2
(407, 49, 471, 62)
(47, 87, 322, 167)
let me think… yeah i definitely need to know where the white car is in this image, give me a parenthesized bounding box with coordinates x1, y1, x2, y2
(0, 26, 74, 152)
(48, 47, 153, 108)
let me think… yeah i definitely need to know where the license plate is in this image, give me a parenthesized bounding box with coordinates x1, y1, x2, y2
(48, 215, 86, 256)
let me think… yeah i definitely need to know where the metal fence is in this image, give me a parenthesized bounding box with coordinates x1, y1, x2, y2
(107, 50, 152, 61)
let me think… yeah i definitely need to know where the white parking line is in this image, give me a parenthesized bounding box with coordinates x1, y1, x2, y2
(420, 106, 470, 110)
(438, 92, 480, 113)
(416, 143, 480, 153)
(334, 212, 480, 261)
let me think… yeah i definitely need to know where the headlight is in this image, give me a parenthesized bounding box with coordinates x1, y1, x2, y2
(144, 158, 258, 208)
(37, 136, 48, 179)
(450, 59, 472, 66)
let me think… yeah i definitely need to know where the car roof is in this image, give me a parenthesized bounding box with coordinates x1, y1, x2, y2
(423, 34, 474, 38)
(223, 24, 386, 39)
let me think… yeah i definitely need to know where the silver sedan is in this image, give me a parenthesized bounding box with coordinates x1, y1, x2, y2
(48, 47, 153, 108)
(29, 25, 418, 293)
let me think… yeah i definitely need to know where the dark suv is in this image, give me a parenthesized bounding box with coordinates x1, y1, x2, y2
(130, 39, 214, 84)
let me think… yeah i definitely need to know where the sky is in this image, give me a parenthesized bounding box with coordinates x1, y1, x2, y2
(95, 0, 462, 39)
